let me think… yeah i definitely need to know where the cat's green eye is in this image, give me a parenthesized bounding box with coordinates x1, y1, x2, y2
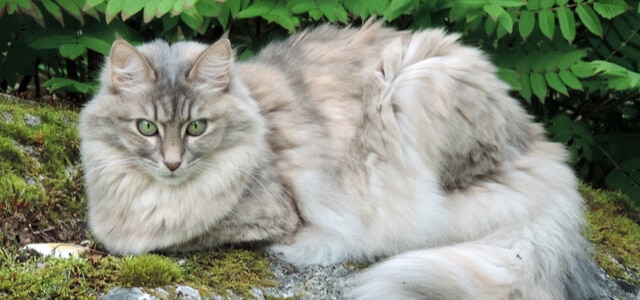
(137, 119, 158, 136)
(186, 119, 207, 136)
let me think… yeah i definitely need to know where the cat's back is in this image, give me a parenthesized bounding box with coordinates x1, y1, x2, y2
(252, 22, 399, 75)
(236, 22, 402, 157)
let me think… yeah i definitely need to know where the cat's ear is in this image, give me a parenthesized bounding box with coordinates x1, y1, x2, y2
(109, 40, 156, 91)
(187, 38, 232, 90)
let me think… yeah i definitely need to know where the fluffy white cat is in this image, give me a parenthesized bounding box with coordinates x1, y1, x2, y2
(80, 21, 599, 299)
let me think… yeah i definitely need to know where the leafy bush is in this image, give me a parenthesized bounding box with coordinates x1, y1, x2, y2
(0, 0, 639, 207)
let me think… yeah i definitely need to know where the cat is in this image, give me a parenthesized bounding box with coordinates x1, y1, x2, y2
(79, 20, 600, 299)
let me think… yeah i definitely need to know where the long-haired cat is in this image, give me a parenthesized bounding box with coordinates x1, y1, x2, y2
(80, 21, 599, 299)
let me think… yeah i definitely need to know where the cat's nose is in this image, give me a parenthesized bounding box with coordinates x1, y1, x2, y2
(164, 161, 181, 172)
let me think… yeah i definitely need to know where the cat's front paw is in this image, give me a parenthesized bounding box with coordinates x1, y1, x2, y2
(268, 228, 349, 266)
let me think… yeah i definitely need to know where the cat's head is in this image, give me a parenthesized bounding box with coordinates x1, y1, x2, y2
(80, 38, 266, 185)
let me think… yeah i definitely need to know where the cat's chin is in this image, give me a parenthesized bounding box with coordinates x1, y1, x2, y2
(151, 172, 193, 185)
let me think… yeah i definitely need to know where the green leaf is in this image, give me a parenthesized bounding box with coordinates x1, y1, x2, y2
(557, 50, 587, 69)
(84, 0, 104, 8)
(194, 0, 220, 17)
(606, 169, 628, 189)
(30, 35, 77, 49)
(575, 139, 593, 161)
(121, 0, 145, 20)
(183, 0, 197, 10)
(225, 0, 242, 17)
(55, 0, 83, 23)
(518, 10, 535, 39)
(412, 3, 433, 28)
(538, 8, 555, 39)
(83, 3, 100, 20)
(576, 4, 603, 37)
(318, 0, 347, 23)
(105, 0, 126, 23)
(237, 48, 254, 61)
(593, 0, 629, 19)
(548, 115, 573, 143)
(17, 0, 33, 10)
(59, 43, 86, 59)
(485, 16, 498, 35)
(559, 69, 583, 90)
(18, 0, 45, 27)
(495, 0, 525, 7)
(497, 68, 521, 90)
(519, 72, 532, 101)
(42, 77, 93, 93)
(309, 8, 323, 20)
(589, 60, 640, 90)
(571, 118, 591, 142)
(171, 0, 185, 16)
(483, 3, 504, 20)
(498, 11, 514, 33)
(143, 0, 161, 22)
(287, 0, 316, 13)
(540, 0, 555, 9)
(384, 0, 414, 21)
(270, 8, 300, 30)
(79, 35, 111, 55)
(527, 0, 540, 10)
(156, 0, 175, 17)
(238, 1, 274, 18)
(530, 72, 547, 101)
(448, 3, 467, 22)
(545, 72, 569, 95)
(571, 62, 597, 78)
(180, 10, 203, 31)
(239, 0, 298, 31)
(42, 0, 64, 26)
(557, 6, 576, 43)
(621, 159, 640, 172)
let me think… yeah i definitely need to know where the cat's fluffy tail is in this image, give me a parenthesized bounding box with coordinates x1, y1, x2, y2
(348, 236, 599, 299)
(347, 28, 601, 299)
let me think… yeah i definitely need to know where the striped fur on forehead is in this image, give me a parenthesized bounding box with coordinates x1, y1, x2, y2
(132, 40, 221, 123)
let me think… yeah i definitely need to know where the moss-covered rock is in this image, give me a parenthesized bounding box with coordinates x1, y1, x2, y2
(583, 184, 640, 286)
(1, 94, 639, 299)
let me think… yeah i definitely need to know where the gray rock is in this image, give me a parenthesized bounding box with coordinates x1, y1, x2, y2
(65, 164, 80, 179)
(23, 113, 41, 126)
(2, 111, 13, 122)
(11, 139, 40, 159)
(264, 258, 355, 299)
(174, 285, 201, 300)
(60, 115, 77, 125)
(100, 287, 160, 300)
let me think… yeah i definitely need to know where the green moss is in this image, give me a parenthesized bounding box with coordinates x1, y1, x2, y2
(0, 95, 82, 245)
(119, 254, 184, 287)
(180, 248, 276, 297)
(0, 249, 120, 299)
(0, 248, 276, 298)
(582, 184, 640, 284)
(0, 173, 47, 214)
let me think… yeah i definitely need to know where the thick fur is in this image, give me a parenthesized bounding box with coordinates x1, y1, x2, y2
(80, 22, 599, 299)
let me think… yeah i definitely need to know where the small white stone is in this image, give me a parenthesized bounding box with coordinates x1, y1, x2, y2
(22, 243, 88, 258)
